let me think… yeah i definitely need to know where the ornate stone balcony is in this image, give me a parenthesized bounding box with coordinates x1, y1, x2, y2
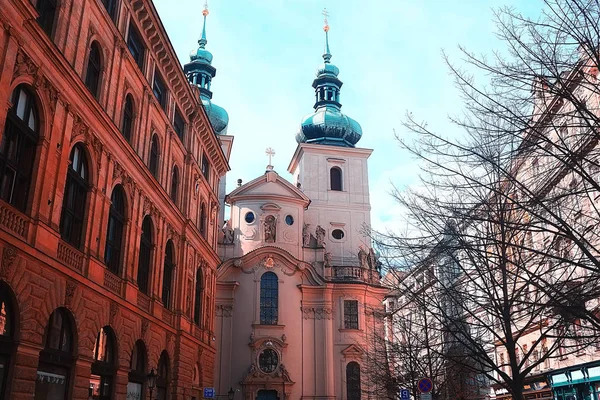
(331, 265, 381, 284)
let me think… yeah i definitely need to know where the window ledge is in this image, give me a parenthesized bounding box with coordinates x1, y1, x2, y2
(252, 324, 285, 329)
(339, 328, 362, 333)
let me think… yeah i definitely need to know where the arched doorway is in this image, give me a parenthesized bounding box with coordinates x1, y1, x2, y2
(256, 390, 279, 400)
(34, 308, 76, 400)
(127, 340, 146, 400)
(0, 282, 17, 398)
(156, 351, 169, 400)
(89, 326, 117, 399)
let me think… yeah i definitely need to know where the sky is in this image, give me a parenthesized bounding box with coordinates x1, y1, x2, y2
(153, 0, 544, 233)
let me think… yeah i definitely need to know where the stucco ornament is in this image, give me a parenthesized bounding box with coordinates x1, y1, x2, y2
(315, 225, 326, 247)
(324, 252, 332, 268)
(264, 215, 276, 243)
(262, 256, 275, 269)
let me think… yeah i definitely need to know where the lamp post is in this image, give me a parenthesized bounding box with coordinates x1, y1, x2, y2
(228, 387, 235, 400)
(147, 368, 157, 400)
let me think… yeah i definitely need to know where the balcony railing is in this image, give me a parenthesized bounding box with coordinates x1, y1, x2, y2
(332, 266, 381, 284)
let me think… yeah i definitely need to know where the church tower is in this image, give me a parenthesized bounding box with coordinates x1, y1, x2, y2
(289, 13, 373, 268)
(184, 2, 233, 226)
(214, 10, 386, 400)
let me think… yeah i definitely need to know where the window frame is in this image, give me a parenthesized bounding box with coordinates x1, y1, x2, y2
(260, 272, 279, 325)
(121, 95, 134, 142)
(170, 165, 179, 205)
(343, 300, 359, 330)
(346, 362, 361, 400)
(152, 71, 167, 111)
(126, 21, 145, 69)
(100, 0, 117, 21)
(0, 85, 40, 213)
(36, 0, 58, 38)
(137, 216, 153, 294)
(85, 42, 103, 99)
(104, 186, 126, 276)
(201, 153, 210, 182)
(149, 135, 160, 178)
(330, 166, 343, 191)
(161, 241, 175, 309)
(193, 268, 203, 326)
(173, 108, 186, 142)
(60, 145, 89, 249)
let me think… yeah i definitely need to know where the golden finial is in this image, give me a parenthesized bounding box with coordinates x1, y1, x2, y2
(322, 8, 330, 32)
(202, 0, 209, 16)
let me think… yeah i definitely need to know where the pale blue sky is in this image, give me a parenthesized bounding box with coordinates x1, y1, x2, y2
(153, 0, 543, 231)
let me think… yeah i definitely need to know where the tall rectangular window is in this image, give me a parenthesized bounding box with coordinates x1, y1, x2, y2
(173, 109, 185, 141)
(127, 22, 145, 69)
(36, 0, 58, 37)
(153, 72, 167, 111)
(344, 300, 359, 329)
(201, 153, 210, 182)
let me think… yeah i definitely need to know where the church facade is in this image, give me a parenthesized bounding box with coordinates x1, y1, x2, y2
(212, 17, 387, 400)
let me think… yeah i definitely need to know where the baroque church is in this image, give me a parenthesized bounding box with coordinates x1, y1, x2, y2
(185, 6, 388, 400)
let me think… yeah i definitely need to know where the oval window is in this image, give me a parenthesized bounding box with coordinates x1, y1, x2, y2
(332, 229, 345, 240)
(258, 348, 279, 373)
(285, 215, 294, 226)
(245, 212, 255, 224)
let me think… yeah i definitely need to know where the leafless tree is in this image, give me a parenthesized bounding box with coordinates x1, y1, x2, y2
(371, 1, 600, 399)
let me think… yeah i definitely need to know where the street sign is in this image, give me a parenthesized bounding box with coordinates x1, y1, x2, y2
(417, 378, 433, 394)
(203, 387, 215, 399)
(420, 393, 432, 400)
(400, 388, 411, 399)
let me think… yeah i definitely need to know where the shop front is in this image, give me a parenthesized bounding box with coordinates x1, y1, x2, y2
(548, 361, 600, 400)
(493, 374, 552, 400)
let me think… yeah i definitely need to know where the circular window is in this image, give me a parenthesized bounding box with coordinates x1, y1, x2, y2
(258, 349, 279, 373)
(245, 212, 255, 224)
(285, 215, 294, 226)
(332, 229, 345, 240)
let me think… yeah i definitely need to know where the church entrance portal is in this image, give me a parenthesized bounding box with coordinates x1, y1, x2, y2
(256, 390, 279, 400)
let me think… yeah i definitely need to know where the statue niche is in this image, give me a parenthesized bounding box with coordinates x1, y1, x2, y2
(264, 215, 276, 243)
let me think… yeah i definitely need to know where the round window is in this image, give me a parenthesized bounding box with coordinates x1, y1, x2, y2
(258, 348, 279, 373)
(332, 229, 345, 240)
(285, 215, 294, 226)
(245, 212, 255, 224)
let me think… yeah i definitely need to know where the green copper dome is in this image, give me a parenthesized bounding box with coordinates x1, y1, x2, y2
(183, 6, 229, 135)
(296, 23, 362, 147)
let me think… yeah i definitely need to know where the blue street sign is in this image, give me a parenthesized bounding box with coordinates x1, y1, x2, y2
(417, 378, 433, 394)
(203, 387, 215, 399)
(400, 388, 411, 399)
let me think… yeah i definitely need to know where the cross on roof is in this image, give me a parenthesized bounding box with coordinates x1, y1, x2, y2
(322, 8, 329, 24)
(265, 147, 275, 167)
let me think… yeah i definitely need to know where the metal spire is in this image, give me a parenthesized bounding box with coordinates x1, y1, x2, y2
(322, 8, 332, 63)
(199, 1, 209, 49)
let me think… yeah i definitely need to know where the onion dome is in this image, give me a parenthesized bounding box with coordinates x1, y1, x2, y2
(184, 4, 229, 135)
(296, 14, 362, 148)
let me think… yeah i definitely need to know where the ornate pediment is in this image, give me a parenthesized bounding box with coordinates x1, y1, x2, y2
(341, 344, 364, 358)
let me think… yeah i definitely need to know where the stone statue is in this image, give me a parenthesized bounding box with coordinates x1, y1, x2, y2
(264, 215, 276, 242)
(315, 225, 326, 247)
(324, 252, 332, 268)
(302, 223, 311, 247)
(358, 247, 368, 268)
(367, 248, 377, 270)
(222, 220, 234, 244)
(278, 364, 292, 381)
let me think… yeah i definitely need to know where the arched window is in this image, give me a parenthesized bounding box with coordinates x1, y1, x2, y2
(36, 0, 57, 37)
(60, 144, 89, 249)
(170, 165, 179, 204)
(193, 267, 203, 326)
(156, 351, 169, 400)
(137, 216, 153, 294)
(127, 340, 146, 398)
(346, 362, 361, 400)
(330, 167, 342, 191)
(85, 42, 102, 99)
(162, 240, 175, 309)
(0, 283, 17, 399)
(121, 95, 134, 142)
(101, 0, 117, 20)
(199, 202, 207, 238)
(105, 185, 126, 275)
(260, 272, 278, 325)
(90, 326, 116, 400)
(34, 308, 75, 400)
(149, 135, 159, 178)
(0, 85, 39, 213)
